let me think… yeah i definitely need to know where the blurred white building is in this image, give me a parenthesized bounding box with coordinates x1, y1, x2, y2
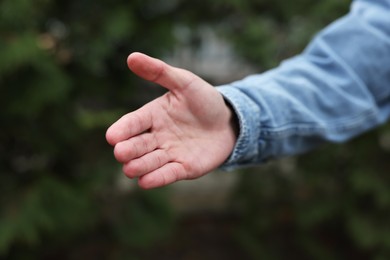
(166, 26, 255, 84)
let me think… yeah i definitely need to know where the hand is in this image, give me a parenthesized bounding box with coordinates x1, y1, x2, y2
(106, 52, 238, 189)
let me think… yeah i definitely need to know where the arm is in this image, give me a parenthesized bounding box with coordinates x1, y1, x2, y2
(218, 0, 390, 169)
(106, 0, 390, 188)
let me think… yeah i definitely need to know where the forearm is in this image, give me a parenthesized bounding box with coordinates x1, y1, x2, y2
(218, 0, 390, 169)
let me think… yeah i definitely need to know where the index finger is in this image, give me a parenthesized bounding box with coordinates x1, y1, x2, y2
(106, 106, 152, 146)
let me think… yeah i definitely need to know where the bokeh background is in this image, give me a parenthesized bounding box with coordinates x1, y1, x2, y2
(2, 0, 390, 259)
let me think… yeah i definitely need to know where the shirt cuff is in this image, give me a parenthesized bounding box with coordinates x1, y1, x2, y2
(216, 85, 263, 170)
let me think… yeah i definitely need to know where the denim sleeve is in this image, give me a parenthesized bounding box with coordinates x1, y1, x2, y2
(217, 0, 390, 170)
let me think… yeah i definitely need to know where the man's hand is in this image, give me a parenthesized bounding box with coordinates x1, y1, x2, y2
(106, 52, 237, 189)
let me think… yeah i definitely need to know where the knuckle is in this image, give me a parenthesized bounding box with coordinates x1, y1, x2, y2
(155, 153, 163, 167)
(169, 164, 181, 182)
(141, 135, 149, 152)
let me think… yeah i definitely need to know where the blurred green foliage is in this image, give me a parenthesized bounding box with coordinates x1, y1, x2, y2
(235, 126, 390, 259)
(1, 0, 389, 259)
(1, 0, 175, 258)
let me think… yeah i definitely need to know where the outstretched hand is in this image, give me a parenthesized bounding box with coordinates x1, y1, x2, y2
(106, 52, 237, 189)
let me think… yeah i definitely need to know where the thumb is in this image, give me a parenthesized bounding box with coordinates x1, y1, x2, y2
(127, 52, 200, 92)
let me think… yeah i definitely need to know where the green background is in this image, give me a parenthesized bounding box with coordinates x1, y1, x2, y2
(1, 0, 390, 259)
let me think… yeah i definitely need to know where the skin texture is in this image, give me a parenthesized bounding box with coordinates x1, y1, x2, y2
(106, 52, 237, 189)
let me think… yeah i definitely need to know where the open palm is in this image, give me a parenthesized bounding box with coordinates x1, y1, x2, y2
(106, 53, 237, 189)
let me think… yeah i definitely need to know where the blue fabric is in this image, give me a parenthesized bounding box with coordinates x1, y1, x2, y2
(217, 0, 390, 170)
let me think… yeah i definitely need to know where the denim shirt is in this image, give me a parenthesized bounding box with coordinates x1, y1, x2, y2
(217, 0, 390, 170)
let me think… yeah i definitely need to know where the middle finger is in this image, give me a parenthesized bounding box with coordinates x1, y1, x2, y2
(114, 132, 158, 163)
